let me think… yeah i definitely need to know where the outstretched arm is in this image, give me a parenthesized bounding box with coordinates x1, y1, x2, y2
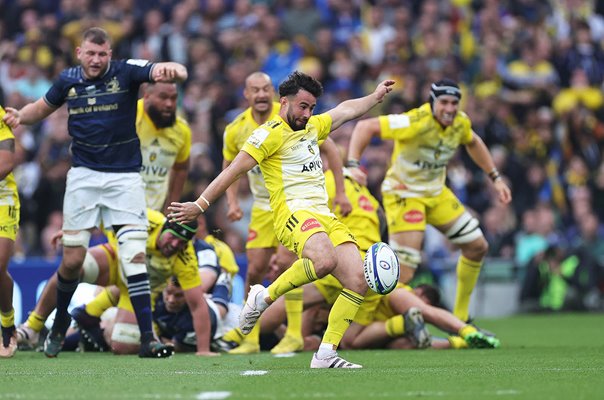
(184, 285, 219, 356)
(168, 151, 258, 222)
(151, 62, 188, 83)
(345, 117, 383, 184)
(326, 80, 394, 131)
(464, 131, 512, 204)
(2, 98, 56, 129)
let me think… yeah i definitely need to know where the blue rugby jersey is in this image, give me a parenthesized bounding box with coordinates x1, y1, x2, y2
(44, 59, 154, 172)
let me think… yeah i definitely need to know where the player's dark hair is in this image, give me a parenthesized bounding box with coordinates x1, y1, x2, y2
(279, 71, 323, 98)
(82, 27, 111, 46)
(170, 276, 182, 287)
(415, 283, 442, 308)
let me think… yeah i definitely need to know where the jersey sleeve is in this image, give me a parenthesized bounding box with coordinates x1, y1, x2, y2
(458, 112, 474, 144)
(378, 111, 418, 141)
(44, 77, 69, 108)
(175, 119, 192, 163)
(125, 59, 154, 83)
(0, 107, 15, 141)
(241, 125, 282, 164)
(311, 113, 333, 141)
(174, 243, 202, 290)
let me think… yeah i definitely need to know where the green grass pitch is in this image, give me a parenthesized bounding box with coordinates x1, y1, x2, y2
(0, 313, 602, 399)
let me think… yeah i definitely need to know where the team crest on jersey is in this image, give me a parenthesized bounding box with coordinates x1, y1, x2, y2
(403, 210, 424, 223)
(307, 144, 315, 155)
(106, 77, 120, 93)
(300, 218, 321, 232)
(149, 152, 157, 162)
(87, 98, 96, 105)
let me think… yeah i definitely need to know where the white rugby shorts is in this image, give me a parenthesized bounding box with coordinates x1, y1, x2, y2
(63, 167, 148, 230)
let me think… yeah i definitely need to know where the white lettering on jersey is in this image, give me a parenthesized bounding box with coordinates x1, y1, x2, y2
(126, 59, 150, 67)
(197, 249, 218, 268)
(247, 128, 270, 149)
(387, 114, 410, 129)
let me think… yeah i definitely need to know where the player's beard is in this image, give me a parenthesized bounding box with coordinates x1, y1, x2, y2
(147, 105, 176, 128)
(286, 110, 306, 131)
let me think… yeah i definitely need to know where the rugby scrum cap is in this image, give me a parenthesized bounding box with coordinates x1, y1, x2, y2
(429, 78, 462, 109)
(162, 219, 198, 241)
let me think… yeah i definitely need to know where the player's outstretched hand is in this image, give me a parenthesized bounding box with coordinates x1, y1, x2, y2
(152, 62, 188, 82)
(374, 80, 395, 103)
(168, 201, 201, 223)
(2, 107, 21, 129)
(494, 179, 512, 204)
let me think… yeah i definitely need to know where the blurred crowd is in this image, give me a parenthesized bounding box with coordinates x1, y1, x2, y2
(2, 0, 604, 311)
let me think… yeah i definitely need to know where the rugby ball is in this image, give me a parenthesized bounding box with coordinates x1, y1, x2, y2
(363, 242, 400, 295)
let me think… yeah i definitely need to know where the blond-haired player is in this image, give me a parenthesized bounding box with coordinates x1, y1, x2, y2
(348, 78, 512, 322)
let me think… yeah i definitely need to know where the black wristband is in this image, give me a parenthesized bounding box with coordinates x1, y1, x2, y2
(488, 168, 501, 182)
(346, 159, 361, 168)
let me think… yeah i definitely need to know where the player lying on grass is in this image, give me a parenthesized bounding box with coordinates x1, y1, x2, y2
(17, 209, 218, 357)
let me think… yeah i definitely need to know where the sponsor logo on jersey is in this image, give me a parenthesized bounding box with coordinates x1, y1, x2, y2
(247, 229, 257, 241)
(358, 195, 375, 211)
(67, 87, 77, 98)
(403, 210, 424, 223)
(87, 97, 96, 105)
(301, 159, 322, 172)
(300, 218, 321, 232)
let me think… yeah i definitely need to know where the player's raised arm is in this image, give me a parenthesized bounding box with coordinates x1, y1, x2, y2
(326, 80, 394, 131)
(168, 151, 258, 223)
(151, 62, 188, 83)
(2, 99, 56, 129)
(464, 131, 512, 205)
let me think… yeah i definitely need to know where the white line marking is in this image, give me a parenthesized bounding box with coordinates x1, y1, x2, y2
(196, 391, 231, 400)
(241, 370, 268, 376)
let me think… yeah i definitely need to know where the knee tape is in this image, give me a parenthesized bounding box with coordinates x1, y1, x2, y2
(81, 251, 100, 283)
(116, 225, 148, 277)
(62, 230, 91, 248)
(445, 212, 483, 245)
(111, 322, 140, 344)
(389, 242, 421, 270)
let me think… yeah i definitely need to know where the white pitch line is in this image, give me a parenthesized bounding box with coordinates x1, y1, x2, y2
(241, 370, 268, 376)
(196, 391, 232, 400)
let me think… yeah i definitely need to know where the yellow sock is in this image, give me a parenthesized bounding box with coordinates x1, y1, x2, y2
(454, 255, 482, 321)
(0, 309, 14, 328)
(243, 321, 260, 344)
(448, 335, 469, 349)
(458, 324, 477, 338)
(284, 287, 303, 339)
(85, 287, 118, 318)
(322, 289, 364, 346)
(385, 314, 405, 338)
(268, 258, 317, 301)
(222, 327, 244, 345)
(26, 311, 46, 332)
